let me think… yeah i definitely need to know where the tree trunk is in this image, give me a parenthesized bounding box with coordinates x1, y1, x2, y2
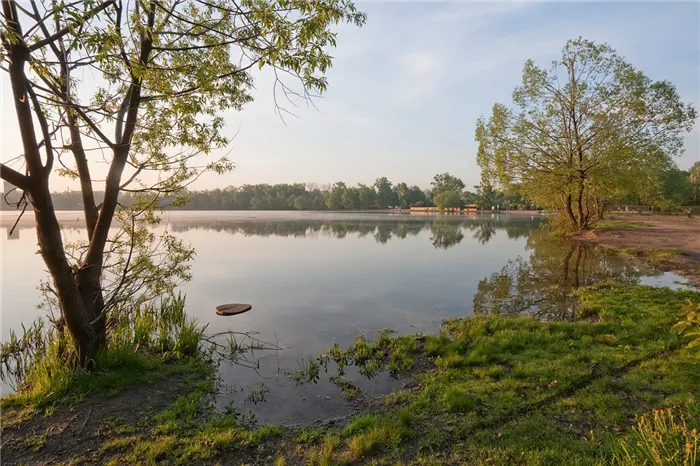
(592, 197, 603, 220)
(76, 267, 107, 349)
(564, 194, 578, 229)
(576, 181, 585, 230)
(31, 183, 100, 364)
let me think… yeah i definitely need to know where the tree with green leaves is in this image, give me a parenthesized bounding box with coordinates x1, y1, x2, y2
(327, 182, 347, 210)
(342, 186, 361, 210)
(476, 38, 696, 231)
(374, 177, 394, 209)
(688, 162, 700, 206)
(431, 172, 465, 196)
(659, 167, 692, 208)
(357, 184, 376, 210)
(396, 182, 410, 208)
(474, 182, 496, 210)
(406, 185, 427, 207)
(0, 0, 365, 363)
(433, 190, 461, 211)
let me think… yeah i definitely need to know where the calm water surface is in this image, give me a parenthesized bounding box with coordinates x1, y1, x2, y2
(0, 211, 687, 423)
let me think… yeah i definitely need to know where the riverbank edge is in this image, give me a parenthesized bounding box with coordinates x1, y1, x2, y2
(571, 216, 700, 287)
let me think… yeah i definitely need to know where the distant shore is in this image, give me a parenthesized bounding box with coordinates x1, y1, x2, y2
(0, 209, 545, 229)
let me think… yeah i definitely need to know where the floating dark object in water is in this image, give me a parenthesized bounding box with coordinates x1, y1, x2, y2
(216, 303, 252, 316)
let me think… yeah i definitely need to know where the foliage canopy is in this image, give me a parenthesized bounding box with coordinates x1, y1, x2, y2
(476, 38, 696, 230)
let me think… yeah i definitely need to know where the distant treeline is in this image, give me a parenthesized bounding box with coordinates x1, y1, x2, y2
(4, 168, 698, 213)
(1, 190, 127, 211)
(1, 173, 537, 212)
(179, 179, 433, 211)
(177, 177, 537, 211)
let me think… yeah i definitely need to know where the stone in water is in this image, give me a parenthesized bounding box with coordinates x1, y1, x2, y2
(216, 303, 252, 316)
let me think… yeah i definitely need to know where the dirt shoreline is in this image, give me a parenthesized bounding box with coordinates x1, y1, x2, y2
(574, 214, 700, 287)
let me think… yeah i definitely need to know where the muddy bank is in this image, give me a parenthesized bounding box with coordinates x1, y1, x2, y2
(575, 215, 700, 286)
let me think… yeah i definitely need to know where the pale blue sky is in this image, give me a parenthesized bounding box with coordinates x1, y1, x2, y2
(201, 1, 700, 191)
(2, 1, 699, 191)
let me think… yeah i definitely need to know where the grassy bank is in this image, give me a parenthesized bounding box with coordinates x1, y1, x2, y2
(3, 284, 700, 465)
(592, 220, 650, 230)
(1, 295, 211, 429)
(618, 248, 700, 276)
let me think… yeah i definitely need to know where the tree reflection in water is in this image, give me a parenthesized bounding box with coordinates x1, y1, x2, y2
(169, 216, 539, 250)
(106, 215, 654, 321)
(473, 230, 653, 320)
(430, 220, 464, 249)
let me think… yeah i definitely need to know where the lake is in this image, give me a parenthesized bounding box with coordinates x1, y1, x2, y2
(0, 211, 687, 424)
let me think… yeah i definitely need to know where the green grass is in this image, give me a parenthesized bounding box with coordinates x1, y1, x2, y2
(594, 220, 650, 230)
(1, 295, 208, 426)
(294, 284, 700, 465)
(619, 247, 688, 270)
(306, 433, 341, 466)
(9, 284, 700, 466)
(321, 330, 421, 379)
(95, 394, 284, 465)
(6, 351, 207, 408)
(1, 350, 209, 430)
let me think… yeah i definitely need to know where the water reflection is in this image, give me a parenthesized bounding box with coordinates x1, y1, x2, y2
(3, 211, 682, 425)
(168, 215, 539, 249)
(473, 229, 649, 320)
(430, 220, 464, 249)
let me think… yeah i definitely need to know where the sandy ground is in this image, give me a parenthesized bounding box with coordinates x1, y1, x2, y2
(594, 215, 700, 255)
(581, 215, 700, 286)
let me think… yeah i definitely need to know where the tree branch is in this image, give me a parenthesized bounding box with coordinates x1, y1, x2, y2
(28, 0, 116, 51)
(25, 83, 54, 173)
(0, 163, 32, 191)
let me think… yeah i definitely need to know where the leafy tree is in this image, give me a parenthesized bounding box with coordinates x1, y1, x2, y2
(613, 150, 669, 211)
(423, 189, 434, 207)
(327, 182, 347, 210)
(357, 184, 377, 210)
(503, 191, 534, 211)
(342, 186, 361, 210)
(660, 167, 692, 207)
(462, 190, 477, 206)
(691, 162, 700, 205)
(475, 182, 496, 210)
(431, 173, 465, 196)
(374, 177, 394, 209)
(293, 196, 308, 211)
(406, 185, 427, 207)
(434, 191, 462, 210)
(396, 182, 410, 208)
(0, 0, 365, 363)
(476, 38, 696, 231)
(7, 181, 536, 213)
